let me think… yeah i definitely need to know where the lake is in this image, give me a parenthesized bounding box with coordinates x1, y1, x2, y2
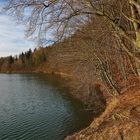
(0, 74, 92, 140)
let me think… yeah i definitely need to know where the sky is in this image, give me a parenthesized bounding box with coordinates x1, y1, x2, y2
(0, 1, 35, 57)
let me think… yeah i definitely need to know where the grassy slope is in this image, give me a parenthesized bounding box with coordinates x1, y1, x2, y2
(65, 79, 140, 140)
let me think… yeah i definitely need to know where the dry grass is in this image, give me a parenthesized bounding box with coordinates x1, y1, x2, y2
(65, 80, 140, 140)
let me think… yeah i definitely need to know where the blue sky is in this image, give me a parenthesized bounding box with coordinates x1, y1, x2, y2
(0, 2, 35, 57)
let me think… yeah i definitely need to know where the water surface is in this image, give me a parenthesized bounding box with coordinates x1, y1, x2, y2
(0, 74, 92, 140)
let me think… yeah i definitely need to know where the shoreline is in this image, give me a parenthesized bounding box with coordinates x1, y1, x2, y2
(1, 71, 139, 140)
(0, 70, 107, 139)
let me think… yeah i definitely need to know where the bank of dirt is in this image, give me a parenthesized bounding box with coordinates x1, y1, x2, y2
(65, 80, 140, 140)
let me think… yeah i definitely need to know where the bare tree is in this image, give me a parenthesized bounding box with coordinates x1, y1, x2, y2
(3, 0, 140, 96)
(3, 2, 139, 47)
(3, 1, 139, 48)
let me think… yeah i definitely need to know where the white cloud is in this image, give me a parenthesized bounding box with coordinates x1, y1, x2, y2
(0, 5, 35, 57)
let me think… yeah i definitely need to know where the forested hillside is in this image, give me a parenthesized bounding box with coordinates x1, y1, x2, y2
(0, 47, 46, 72)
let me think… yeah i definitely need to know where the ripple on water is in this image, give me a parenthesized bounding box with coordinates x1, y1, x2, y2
(0, 74, 93, 140)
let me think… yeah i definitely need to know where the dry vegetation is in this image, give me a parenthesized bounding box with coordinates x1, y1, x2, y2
(66, 81, 140, 140)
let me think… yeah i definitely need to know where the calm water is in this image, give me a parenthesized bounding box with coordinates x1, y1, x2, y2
(0, 74, 92, 140)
